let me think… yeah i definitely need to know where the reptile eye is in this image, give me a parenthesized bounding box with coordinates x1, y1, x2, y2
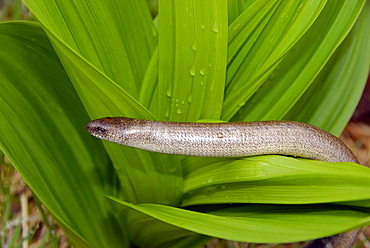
(95, 127, 107, 134)
(88, 127, 107, 134)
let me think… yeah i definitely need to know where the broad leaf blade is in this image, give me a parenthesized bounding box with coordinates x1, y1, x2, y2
(227, 0, 245, 25)
(285, 1, 370, 135)
(232, 0, 367, 131)
(157, 0, 228, 121)
(109, 197, 370, 244)
(118, 206, 212, 248)
(0, 22, 124, 248)
(24, 0, 184, 206)
(41, 26, 183, 205)
(182, 156, 370, 206)
(223, 0, 327, 120)
(23, 0, 157, 98)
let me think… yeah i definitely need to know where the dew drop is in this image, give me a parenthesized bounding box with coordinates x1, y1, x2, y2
(212, 21, 219, 33)
(166, 85, 172, 97)
(201, 24, 206, 30)
(199, 68, 206, 76)
(205, 185, 217, 191)
(238, 101, 246, 107)
(167, 165, 178, 173)
(191, 42, 196, 51)
(200, 80, 204, 86)
(165, 109, 170, 118)
(208, 63, 212, 67)
(188, 64, 196, 76)
(176, 109, 182, 114)
(187, 94, 193, 103)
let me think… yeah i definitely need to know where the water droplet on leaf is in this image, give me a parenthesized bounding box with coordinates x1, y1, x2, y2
(212, 21, 219, 33)
(187, 94, 193, 103)
(191, 42, 196, 51)
(188, 64, 196, 76)
(205, 185, 217, 191)
(166, 85, 172, 97)
(167, 165, 178, 173)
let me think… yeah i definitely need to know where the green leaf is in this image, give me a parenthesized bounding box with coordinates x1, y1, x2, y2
(139, 46, 159, 110)
(157, 0, 228, 121)
(182, 156, 370, 206)
(24, 0, 184, 206)
(0, 21, 124, 247)
(118, 205, 212, 248)
(227, 0, 246, 25)
(231, 0, 367, 132)
(23, 0, 156, 119)
(285, 1, 370, 135)
(109, 197, 370, 244)
(48, 29, 184, 205)
(224, 0, 328, 120)
(23, 0, 157, 99)
(2, 0, 369, 246)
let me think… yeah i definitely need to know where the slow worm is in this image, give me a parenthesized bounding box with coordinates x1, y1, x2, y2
(87, 117, 361, 248)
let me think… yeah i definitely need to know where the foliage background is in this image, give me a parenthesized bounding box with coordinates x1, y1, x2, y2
(0, 0, 370, 248)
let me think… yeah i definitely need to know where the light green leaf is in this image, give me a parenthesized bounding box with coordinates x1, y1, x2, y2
(23, 0, 156, 119)
(232, 0, 367, 133)
(285, 1, 370, 135)
(139, 46, 159, 110)
(24, 0, 184, 206)
(52, 36, 183, 203)
(224, 0, 327, 120)
(23, 0, 157, 98)
(0, 21, 124, 248)
(157, 0, 228, 121)
(182, 156, 370, 206)
(227, 0, 281, 82)
(109, 196, 370, 244)
(227, 0, 246, 24)
(2, 0, 369, 246)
